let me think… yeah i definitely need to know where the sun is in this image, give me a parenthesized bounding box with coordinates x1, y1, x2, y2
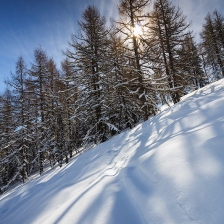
(133, 23, 143, 37)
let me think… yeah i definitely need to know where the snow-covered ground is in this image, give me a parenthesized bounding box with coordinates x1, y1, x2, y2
(1, 79, 224, 224)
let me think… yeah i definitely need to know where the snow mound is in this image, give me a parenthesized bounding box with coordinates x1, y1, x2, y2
(1, 79, 224, 224)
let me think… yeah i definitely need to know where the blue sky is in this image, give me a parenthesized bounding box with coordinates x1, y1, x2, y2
(0, 0, 223, 92)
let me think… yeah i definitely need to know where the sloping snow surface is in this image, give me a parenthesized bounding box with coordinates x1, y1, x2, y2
(1, 79, 224, 224)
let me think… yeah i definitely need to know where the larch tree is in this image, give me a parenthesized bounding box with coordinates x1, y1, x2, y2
(65, 6, 113, 144)
(200, 11, 224, 79)
(5, 57, 31, 182)
(107, 31, 140, 130)
(0, 89, 20, 191)
(29, 47, 49, 174)
(44, 58, 67, 167)
(213, 10, 224, 51)
(117, 0, 157, 120)
(178, 34, 208, 89)
(60, 58, 78, 153)
(147, 0, 191, 104)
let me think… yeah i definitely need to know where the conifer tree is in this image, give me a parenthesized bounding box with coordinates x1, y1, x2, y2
(117, 0, 157, 120)
(0, 89, 20, 190)
(107, 32, 140, 130)
(147, 0, 190, 103)
(29, 47, 49, 174)
(65, 6, 113, 144)
(213, 10, 224, 51)
(200, 11, 224, 78)
(60, 58, 78, 154)
(6, 57, 30, 182)
(44, 58, 66, 166)
(178, 34, 208, 89)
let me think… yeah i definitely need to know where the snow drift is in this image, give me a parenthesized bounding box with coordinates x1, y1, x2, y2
(1, 79, 224, 224)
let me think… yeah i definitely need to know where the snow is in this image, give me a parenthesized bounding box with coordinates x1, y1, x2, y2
(1, 79, 224, 223)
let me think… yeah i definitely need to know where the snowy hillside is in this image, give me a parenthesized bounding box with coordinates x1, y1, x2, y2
(1, 79, 224, 224)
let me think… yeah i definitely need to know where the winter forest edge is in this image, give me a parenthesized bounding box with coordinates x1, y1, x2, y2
(0, 0, 224, 193)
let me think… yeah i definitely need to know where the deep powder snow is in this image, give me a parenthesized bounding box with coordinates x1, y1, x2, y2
(0, 79, 224, 224)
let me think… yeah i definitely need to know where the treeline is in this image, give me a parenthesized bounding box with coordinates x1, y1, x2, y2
(0, 0, 224, 192)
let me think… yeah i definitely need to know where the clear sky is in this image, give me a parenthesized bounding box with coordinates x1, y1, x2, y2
(0, 0, 223, 92)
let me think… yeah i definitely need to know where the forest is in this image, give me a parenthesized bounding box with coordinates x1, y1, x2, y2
(0, 0, 224, 192)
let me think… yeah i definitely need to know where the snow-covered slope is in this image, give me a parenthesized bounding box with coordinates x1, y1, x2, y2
(1, 79, 224, 224)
